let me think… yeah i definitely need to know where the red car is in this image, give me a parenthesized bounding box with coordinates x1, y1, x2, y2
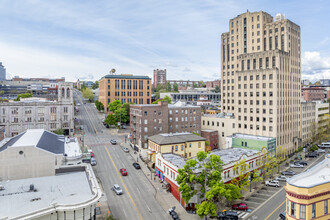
(88, 149, 94, 157)
(232, 203, 248, 211)
(120, 168, 127, 176)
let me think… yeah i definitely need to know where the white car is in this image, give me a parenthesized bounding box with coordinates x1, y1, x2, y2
(317, 149, 326, 153)
(290, 163, 304, 168)
(265, 180, 280, 187)
(77, 103, 81, 106)
(112, 184, 123, 195)
(276, 175, 288, 182)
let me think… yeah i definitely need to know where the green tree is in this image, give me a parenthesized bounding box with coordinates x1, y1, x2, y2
(92, 81, 99, 89)
(0, 90, 4, 95)
(199, 80, 205, 87)
(173, 83, 178, 92)
(94, 100, 104, 111)
(309, 144, 319, 152)
(15, 93, 33, 101)
(108, 100, 122, 113)
(214, 86, 220, 93)
(114, 108, 129, 124)
(314, 81, 321, 86)
(105, 114, 117, 127)
(162, 95, 172, 104)
(82, 88, 94, 101)
(177, 151, 241, 219)
(231, 160, 250, 191)
(53, 129, 65, 135)
(166, 82, 172, 92)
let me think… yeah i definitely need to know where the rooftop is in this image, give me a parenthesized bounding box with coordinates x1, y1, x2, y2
(0, 129, 65, 154)
(162, 147, 259, 169)
(202, 113, 235, 119)
(229, 133, 275, 142)
(149, 133, 206, 145)
(0, 171, 93, 219)
(101, 74, 151, 80)
(287, 158, 330, 188)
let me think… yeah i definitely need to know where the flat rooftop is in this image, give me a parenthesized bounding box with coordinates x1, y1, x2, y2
(0, 171, 93, 219)
(149, 132, 206, 145)
(287, 158, 330, 188)
(162, 147, 259, 169)
(229, 133, 275, 142)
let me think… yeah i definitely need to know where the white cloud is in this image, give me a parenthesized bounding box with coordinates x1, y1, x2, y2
(302, 51, 330, 81)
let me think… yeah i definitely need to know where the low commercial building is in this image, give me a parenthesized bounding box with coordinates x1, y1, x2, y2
(155, 147, 268, 209)
(201, 113, 236, 149)
(205, 80, 221, 89)
(130, 101, 201, 149)
(99, 74, 152, 112)
(285, 157, 330, 220)
(147, 132, 206, 163)
(0, 165, 101, 219)
(0, 129, 82, 180)
(0, 83, 74, 137)
(226, 133, 276, 155)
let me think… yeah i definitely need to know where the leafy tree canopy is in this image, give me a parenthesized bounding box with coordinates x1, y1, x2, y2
(92, 81, 99, 90)
(15, 93, 33, 101)
(82, 88, 94, 101)
(108, 100, 122, 113)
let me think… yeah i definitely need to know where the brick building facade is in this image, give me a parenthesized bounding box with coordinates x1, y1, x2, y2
(201, 130, 219, 150)
(130, 101, 201, 149)
(302, 87, 325, 102)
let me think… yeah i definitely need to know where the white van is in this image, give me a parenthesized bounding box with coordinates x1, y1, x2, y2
(320, 142, 330, 148)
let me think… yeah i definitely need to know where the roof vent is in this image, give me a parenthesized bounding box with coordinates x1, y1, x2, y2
(30, 184, 34, 191)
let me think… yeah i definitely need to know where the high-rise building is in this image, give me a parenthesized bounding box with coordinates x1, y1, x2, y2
(153, 69, 167, 88)
(221, 11, 301, 154)
(0, 62, 6, 80)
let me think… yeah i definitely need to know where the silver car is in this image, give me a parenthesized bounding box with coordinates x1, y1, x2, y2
(122, 147, 129, 153)
(91, 158, 97, 166)
(276, 175, 288, 182)
(112, 184, 123, 195)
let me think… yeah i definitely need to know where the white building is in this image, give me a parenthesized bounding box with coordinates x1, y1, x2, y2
(0, 129, 82, 180)
(0, 83, 74, 137)
(0, 62, 6, 80)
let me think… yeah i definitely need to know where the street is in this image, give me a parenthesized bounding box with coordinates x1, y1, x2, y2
(73, 90, 168, 220)
(246, 151, 329, 220)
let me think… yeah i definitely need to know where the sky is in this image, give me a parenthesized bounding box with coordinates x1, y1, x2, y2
(0, 0, 329, 82)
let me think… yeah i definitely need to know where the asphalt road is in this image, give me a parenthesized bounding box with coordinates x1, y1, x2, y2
(247, 151, 329, 220)
(73, 90, 168, 220)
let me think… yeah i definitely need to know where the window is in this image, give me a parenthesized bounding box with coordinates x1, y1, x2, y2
(175, 145, 178, 151)
(286, 199, 289, 213)
(325, 200, 328, 215)
(291, 202, 296, 217)
(198, 142, 201, 148)
(312, 203, 316, 218)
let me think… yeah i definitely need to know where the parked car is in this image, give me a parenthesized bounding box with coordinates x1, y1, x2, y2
(110, 139, 117, 145)
(88, 149, 94, 157)
(232, 203, 248, 211)
(279, 212, 286, 220)
(133, 162, 141, 169)
(276, 175, 288, 182)
(307, 152, 318, 158)
(294, 160, 308, 166)
(112, 184, 123, 195)
(265, 179, 280, 187)
(290, 163, 304, 168)
(122, 147, 129, 153)
(91, 158, 97, 166)
(320, 142, 330, 148)
(281, 170, 296, 176)
(317, 148, 326, 153)
(77, 103, 81, 106)
(217, 211, 239, 220)
(120, 168, 127, 176)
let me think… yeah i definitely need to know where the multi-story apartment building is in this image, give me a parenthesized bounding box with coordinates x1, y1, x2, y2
(302, 87, 324, 102)
(0, 62, 6, 80)
(99, 74, 151, 112)
(221, 11, 301, 154)
(0, 83, 74, 137)
(130, 101, 201, 149)
(153, 69, 167, 88)
(301, 102, 316, 146)
(320, 79, 330, 86)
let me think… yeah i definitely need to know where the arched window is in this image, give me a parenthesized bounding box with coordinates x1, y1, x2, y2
(66, 88, 70, 98)
(62, 88, 65, 97)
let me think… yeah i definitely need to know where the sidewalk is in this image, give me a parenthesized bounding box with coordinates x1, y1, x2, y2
(121, 142, 200, 220)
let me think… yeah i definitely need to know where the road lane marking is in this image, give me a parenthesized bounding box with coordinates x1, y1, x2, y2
(104, 145, 143, 220)
(265, 200, 285, 220)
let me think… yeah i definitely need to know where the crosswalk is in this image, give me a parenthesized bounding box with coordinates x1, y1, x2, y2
(236, 210, 250, 219)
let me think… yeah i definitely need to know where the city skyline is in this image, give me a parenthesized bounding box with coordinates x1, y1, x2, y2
(0, 0, 329, 82)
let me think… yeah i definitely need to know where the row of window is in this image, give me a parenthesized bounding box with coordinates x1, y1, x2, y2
(107, 98, 150, 105)
(2, 107, 69, 115)
(287, 199, 328, 219)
